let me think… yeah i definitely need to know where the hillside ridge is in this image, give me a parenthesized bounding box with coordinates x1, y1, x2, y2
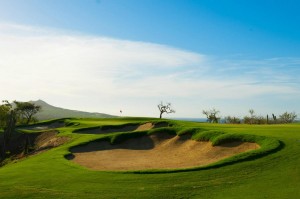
(29, 100, 115, 120)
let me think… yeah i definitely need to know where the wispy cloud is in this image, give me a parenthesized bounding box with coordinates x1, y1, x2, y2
(0, 23, 299, 117)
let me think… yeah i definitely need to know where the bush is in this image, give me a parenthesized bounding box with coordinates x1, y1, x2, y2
(278, 112, 297, 123)
(243, 115, 267, 124)
(224, 116, 241, 124)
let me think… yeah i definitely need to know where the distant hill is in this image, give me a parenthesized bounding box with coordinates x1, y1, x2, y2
(30, 100, 116, 121)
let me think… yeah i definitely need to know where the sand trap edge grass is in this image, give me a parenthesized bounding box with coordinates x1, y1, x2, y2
(65, 127, 282, 173)
(17, 118, 69, 132)
(72, 121, 171, 134)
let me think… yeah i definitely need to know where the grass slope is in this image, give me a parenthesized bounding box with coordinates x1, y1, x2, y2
(0, 118, 299, 199)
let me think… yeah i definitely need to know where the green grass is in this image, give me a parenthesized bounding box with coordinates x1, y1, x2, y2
(0, 118, 299, 198)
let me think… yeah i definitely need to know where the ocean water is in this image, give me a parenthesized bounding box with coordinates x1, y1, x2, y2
(168, 118, 207, 122)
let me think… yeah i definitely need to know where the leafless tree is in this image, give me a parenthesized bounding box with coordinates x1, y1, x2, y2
(249, 109, 255, 124)
(279, 111, 297, 123)
(158, 102, 175, 119)
(202, 108, 220, 123)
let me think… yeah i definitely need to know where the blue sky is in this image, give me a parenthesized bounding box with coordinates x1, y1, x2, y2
(0, 0, 299, 118)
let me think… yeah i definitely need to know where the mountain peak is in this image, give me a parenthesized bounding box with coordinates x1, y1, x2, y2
(30, 99, 50, 106)
(28, 100, 115, 120)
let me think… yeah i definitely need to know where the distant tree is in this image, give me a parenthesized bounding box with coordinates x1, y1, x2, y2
(272, 113, 277, 123)
(0, 100, 16, 159)
(255, 116, 267, 124)
(0, 100, 11, 128)
(278, 111, 297, 123)
(1, 110, 17, 159)
(14, 101, 41, 125)
(243, 109, 257, 124)
(202, 108, 220, 123)
(0, 100, 41, 159)
(249, 109, 255, 124)
(224, 116, 241, 124)
(158, 102, 175, 119)
(243, 116, 251, 124)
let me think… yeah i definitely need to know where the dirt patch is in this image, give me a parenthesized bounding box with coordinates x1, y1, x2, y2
(0, 130, 70, 164)
(68, 133, 259, 171)
(74, 122, 169, 134)
(33, 131, 70, 152)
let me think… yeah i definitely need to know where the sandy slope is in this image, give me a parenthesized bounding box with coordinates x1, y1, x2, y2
(69, 133, 259, 170)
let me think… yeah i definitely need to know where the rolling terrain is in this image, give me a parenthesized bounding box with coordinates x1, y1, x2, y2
(0, 118, 299, 198)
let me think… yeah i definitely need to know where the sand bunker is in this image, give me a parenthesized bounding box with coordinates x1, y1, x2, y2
(20, 121, 65, 130)
(68, 133, 259, 171)
(74, 122, 168, 134)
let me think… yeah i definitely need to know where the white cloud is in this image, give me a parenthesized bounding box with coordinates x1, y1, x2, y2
(0, 23, 299, 117)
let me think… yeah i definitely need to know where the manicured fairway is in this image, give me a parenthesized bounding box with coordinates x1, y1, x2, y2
(0, 118, 299, 199)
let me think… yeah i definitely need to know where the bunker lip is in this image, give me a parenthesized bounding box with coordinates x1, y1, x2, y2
(67, 133, 260, 171)
(73, 122, 169, 134)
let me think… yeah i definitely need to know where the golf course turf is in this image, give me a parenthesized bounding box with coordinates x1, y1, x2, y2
(0, 118, 299, 198)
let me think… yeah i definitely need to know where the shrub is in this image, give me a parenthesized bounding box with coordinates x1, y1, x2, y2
(224, 116, 241, 124)
(278, 111, 297, 123)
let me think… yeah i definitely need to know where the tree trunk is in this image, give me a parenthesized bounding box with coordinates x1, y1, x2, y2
(1, 138, 6, 159)
(159, 112, 163, 119)
(26, 115, 31, 125)
(24, 134, 30, 155)
(1, 111, 16, 159)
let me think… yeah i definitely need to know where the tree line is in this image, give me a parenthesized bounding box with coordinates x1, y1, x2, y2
(157, 102, 297, 124)
(202, 108, 297, 124)
(0, 100, 41, 159)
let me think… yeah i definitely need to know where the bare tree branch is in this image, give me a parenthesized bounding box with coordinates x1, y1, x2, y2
(158, 101, 175, 119)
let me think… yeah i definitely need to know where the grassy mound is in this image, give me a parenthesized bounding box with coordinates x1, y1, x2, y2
(73, 121, 170, 134)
